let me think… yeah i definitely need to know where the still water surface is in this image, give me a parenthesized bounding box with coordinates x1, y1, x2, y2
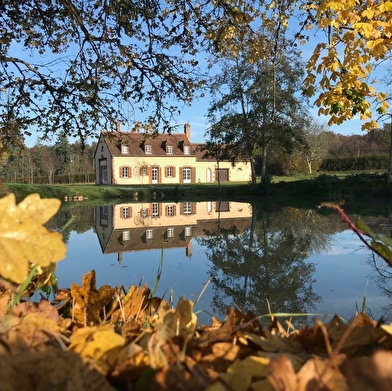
(49, 201, 392, 326)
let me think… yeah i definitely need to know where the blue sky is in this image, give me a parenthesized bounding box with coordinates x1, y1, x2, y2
(23, 95, 366, 148)
(21, 22, 380, 148)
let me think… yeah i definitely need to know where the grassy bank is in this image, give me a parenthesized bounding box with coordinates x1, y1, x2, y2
(2, 182, 257, 204)
(3, 173, 392, 211)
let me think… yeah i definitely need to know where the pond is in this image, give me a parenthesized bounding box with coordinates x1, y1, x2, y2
(47, 200, 392, 326)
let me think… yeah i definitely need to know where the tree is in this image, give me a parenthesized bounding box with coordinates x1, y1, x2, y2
(302, 0, 392, 130)
(207, 38, 308, 183)
(0, 119, 26, 162)
(36, 144, 57, 184)
(55, 132, 71, 175)
(300, 120, 330, 174)
(0, 0, 210, 144)
(3, 0, 392, 147)
(198, 207, 331, 319)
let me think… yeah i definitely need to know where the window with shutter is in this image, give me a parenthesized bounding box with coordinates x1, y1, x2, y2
(121, 206, 132, 219)
(166, 166, 174, 178)
(120, 166, 131, 178)
(167, 205, 175, 216)
(183, 202, 192, 215)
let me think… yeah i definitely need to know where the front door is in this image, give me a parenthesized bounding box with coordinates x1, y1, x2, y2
(215, 168, 229, 182)
(152, 166, 159, 184)
(183, 167, 191, 183)
(99, 160, 108, 184)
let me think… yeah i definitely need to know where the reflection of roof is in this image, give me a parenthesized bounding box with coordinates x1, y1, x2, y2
(101, 218, 252, 254)
(102, 226, 193, 254)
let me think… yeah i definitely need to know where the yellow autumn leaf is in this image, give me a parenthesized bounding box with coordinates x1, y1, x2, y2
(0, 193, 66, 284)
(362, 8, 375, 19)
(68, 324, 125, 361)
(379, 1, 392, 12)
(354, 22, 376, 38)
(381, 324, 392, 335)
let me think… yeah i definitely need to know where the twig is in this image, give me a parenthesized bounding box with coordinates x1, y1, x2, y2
(319, 202, 392, 267)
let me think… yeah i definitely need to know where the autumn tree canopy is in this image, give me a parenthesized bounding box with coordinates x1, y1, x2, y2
(0, 0, 211, 143)
(1, 0, 392, 148)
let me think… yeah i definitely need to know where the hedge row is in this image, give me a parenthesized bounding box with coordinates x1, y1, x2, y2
(319, 155, 388, 171)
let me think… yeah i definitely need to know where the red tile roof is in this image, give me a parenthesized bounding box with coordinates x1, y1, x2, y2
(102, 131, 214, 160)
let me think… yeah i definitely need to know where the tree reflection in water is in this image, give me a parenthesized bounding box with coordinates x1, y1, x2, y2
(198, 206, 335, 323)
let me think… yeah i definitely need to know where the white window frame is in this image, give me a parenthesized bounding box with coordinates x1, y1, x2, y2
(167, 228, 174, 237)
(122, 166, 129, 178)
(122, 231, 130, 241)
(183, 167, 191, 183)
(167, 205, 174, 216)
(121, 144, 129, 154)
(185, 227, 192, 236)
(122, 206, 130, 218)
(145, 144, 152, 154)
(152, 202, 159, 217)
(166, 145, 173, 154)
(167, 166, 173, 178)
(183, 202, 192, 215)
(146, 229, 153, 239)
(184, 145, 190, 155)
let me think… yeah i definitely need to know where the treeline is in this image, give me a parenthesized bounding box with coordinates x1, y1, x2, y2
(266, 127, 391, 175)
(0, 133, 96, 184)
(319, 128, 390, 172)
(1, 127, 390, 184)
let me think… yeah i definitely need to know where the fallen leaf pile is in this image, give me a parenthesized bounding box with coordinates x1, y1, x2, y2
(1, 269, 392, 390)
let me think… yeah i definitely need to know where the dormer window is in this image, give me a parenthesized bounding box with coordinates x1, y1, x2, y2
(166, 145, 173, 154)
(145, 144, 152, 154)
(184, 145, 190, 155)
(121, 144, 129, 154)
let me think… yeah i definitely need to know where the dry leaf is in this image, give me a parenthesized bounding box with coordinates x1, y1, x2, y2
(70, 270, 115, 325)
(0, 193, 66, 284)
(381, 324, 392, 336)
(0, 349, 115, 391)
(297, 356, 348, 391)
(340, 350, 392, 391)
(160, 297, 198, 336)
(0, 292, 10, 317)
(68, 324, 125, 370)
(111, 284, 150, 323)
(267, 355, 297, 391)
(212, 342, 240, 360)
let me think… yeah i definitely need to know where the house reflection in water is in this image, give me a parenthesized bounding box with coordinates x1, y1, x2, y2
(95, 201, 253, 264)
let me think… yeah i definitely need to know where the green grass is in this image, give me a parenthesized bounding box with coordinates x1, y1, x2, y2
(3, 181, 257, 204)
(3, 171, 392, 209)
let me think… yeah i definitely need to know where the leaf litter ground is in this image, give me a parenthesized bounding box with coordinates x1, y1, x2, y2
(1, 270, 392, 391)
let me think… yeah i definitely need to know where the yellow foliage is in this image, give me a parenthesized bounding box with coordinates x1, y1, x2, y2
(302, 0, 392, 126)
(0, 193, 66, 284)
(379, 1, 392, 12)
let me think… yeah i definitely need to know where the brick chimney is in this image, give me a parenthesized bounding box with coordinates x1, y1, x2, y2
(116, 121, 121, 132)
(186, 239, 193, 259)
(184, 122, 191, 140)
